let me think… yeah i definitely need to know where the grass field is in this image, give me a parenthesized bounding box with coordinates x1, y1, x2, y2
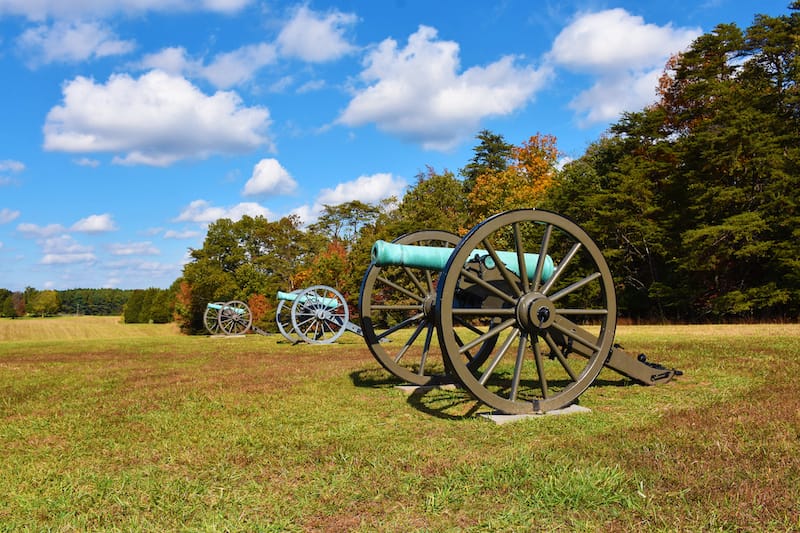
(1, 317, 798, 531)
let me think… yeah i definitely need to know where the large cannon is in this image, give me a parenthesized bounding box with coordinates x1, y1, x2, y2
(359, 209, 680, 414)
(275, 285, 363, 344)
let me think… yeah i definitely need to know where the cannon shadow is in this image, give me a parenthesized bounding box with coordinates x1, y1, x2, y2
(349, 368, 634, 420)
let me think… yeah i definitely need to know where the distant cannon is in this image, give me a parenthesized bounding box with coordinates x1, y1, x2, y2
(275, 285, 363, 344)
(359, 209, 680, 414)
(204, 300, 253, 336)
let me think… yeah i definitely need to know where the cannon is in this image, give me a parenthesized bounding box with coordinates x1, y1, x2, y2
(203, 285, 361, 343)
(204, 300, 253, 335)
(359, 209, 680, 414)
(275, 285, 363, 344)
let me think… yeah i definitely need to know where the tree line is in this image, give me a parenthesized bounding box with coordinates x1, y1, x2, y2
(0, 287, 173, 323)
(175, 5, 800, 331)
(5, 5, 798, 328)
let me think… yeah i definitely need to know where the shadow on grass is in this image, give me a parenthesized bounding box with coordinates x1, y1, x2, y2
(351, 366, 642, 420)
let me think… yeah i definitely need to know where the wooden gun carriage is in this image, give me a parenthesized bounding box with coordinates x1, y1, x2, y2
(359, 209, 680, 414)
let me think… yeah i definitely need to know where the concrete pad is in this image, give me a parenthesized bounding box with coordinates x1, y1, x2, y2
(395, 383, 459, 394)
(480, 404, 591, 424)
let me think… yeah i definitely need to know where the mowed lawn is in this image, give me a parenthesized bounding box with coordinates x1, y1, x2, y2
(0, 317, 798, 531)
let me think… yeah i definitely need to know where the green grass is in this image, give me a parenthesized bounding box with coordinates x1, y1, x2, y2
(1, 318, 798, 531)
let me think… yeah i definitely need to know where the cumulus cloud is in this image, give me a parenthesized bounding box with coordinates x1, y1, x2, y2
(0, 0, 251, 22)
(175, 199, 272, 224)
(109, 241, 159, 255)
(71, 213, 117, 233)
(337, 25, 550, 150)
(317, 173, 405, 205)
(292, 172, 407, 224)
(0, 160, 25, 173)
(547, 8, 701, 125)
(17, 20, 135, 67)
(17, 222, 66, 238)
(138, 43, 277, 89)
(277, 5, 357, 62)
(0, 208, 21, 224)
(40, 235, 95, 265)
(242, 158, 297, 196)
(43, 70, 272, 166)
(163, 229, 201, 239)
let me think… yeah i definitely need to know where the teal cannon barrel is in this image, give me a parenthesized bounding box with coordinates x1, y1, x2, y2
(276, 290, 341, 308)
(206, 302, 245, 314)
(371, 240, 556, 282)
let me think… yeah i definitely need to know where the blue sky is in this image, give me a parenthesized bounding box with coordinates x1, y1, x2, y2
(0, 0, 790, 291)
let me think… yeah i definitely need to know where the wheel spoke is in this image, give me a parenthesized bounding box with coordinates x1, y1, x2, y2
(532, 337, 549, 399)
(457, 318, 516, 355)
(481, 238, 522, 297)
(549, 271, 602, 303)
(509, 335, 528, 401)
(513, 222, 530, 293)
(418, 323, 436, 375)
(532, 223, 553, 293)
(555, 308, 608, 315)
(543, 331, 578, 381)
(541, 242, 582, 295)
(402, 266, 427, 296)
(376, 312, 425, 341)
(459, 267, 517, 305)
(393, 321, 427, 363)
(376, 275, 424, 303)
(478, 328, 520, 386)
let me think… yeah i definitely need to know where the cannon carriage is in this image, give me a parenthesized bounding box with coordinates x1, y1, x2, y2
(359, 209, 679, 414)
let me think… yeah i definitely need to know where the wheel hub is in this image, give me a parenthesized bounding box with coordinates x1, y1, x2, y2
(422, 293, 436, 318)
(515, 292, 556, 331)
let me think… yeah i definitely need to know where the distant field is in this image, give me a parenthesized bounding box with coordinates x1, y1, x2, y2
(0, 315, 179, 342)
(1, 318, 798, 531)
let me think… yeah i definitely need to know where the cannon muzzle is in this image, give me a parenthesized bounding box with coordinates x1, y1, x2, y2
(371, 240, 555, 282)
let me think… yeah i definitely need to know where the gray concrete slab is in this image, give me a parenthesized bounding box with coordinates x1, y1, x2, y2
(479, 404, 591, 424)
(394, 383, 459, 394)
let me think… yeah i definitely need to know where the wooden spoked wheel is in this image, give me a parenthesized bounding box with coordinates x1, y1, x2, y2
(218, 300, 252, 335)
(359, 230, 497, 386)
(276, 291, 301, 342)
(203, 303, 223, 335)
(290, 285, 348, 344)
(435, 209, 617, 414)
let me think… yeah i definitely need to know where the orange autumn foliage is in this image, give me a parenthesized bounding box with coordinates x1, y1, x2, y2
(468, 133, 559, 220)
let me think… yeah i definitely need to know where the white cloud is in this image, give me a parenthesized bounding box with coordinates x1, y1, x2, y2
(175, 199, 272, 224)
(242, 158, 297, 196)
(139, 43, 277, 89)
(0, 208, 20, 224)
(317, 173, 405, 205)
(17, 222, 66, 238)
(277, 5, 357, 62)
(337, 25, 550, 151)
(163, 229, 201, 239)
(40, 235, 95, 265)
(0, 160, 25, 172)
(17, 20, 135, 67)
(109, 241, 159, 256)
(43, 70, 272, 166)
(71, 213, 117, 233)
(549, 9, 700, 72)
(202, 43, 277, 88)
(547, 9, 701, 126)
(292, 172, 407, 224)
(0, 0, 251, 22)
(74, 157, 100, 167)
